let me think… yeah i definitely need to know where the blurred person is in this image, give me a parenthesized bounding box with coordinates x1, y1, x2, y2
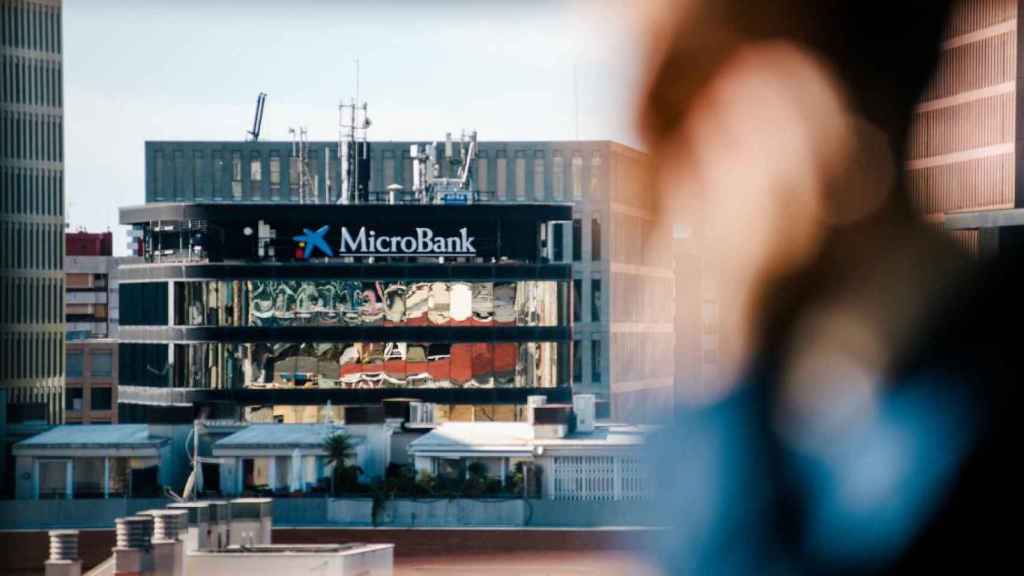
(636, 1, 1016, 573)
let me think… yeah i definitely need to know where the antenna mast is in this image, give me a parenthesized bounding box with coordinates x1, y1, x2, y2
(247, 92, 267, 141)
(339, 60, 372, 204)
(289, 126, 314, 203)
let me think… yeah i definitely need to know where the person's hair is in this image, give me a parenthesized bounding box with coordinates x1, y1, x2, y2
(640, 2, 954, 155)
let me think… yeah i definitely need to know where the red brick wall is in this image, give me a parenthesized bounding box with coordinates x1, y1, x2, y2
(65, 232, 113, 257)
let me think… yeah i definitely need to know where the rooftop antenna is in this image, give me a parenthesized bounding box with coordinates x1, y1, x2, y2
(339, 59, 372, 205)
(247, 92, 267, 141)
(289, 126, 314, 203)
(573, 63, 579, 140)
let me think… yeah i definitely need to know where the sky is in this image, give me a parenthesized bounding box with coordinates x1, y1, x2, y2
(63, 0, 645, 253)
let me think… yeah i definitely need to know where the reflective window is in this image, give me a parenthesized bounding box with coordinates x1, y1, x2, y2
(124, 458, 160, 498)
(572, 340, 582, 383)
(91, 350, 113, 377)
(288, 153, 300, 201)
(495, 151, 507, 199)
(533, 150, 546, 200)
(249, 153, 262, 198)
(73, 458, 105, 499)
(107, 459, 126, 497)
(475, 153, 488, 195)
(154, 150, 165, 200)
(231, 152, 242, 200)
(552, 151, 565, 200)
(65, 386, 82, 411)
(223, 341, 562, 389)
(242, 457, 272, 492)
(91, 387, 112, 411)
(269, 151, 281, 198)
(573, 279, 582, 323)
(38, 459, 69, 499)
(573, 219, 581, 261)
(514, 151, 527, 200)
(175, 280, 564, 327)
(571, 152, 583, 200)
(212, 151, 224, 199)
(591, 277, 601, 322)
(66, 350, 83, 377)
(192, 151, 204, 198)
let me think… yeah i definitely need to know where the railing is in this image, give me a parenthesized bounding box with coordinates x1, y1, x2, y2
(116, 386, 200, 406)
(0, 498, 661, 529)
(343, 189, 498, 204)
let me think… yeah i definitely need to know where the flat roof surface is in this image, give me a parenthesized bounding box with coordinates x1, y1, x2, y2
(120, 202, 573, 225)
(409, 422, 650, 453)
(14, 425, 168, 450)
(213, 423, 359, 450)
(944, 207, 1024, 230)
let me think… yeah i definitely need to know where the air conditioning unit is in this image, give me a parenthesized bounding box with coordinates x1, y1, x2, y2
(409, 402, 435, 424)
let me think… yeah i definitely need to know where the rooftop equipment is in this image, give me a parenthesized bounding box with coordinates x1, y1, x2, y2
(246, 92, 267, 142)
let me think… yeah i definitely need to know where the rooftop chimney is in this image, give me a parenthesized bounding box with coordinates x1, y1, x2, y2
(526, 395, 547, 425)
(45, 530, 81, 576)
(531, 404, 573, 439)
(573, 394, 596, 433)
(113, 516, 153, 576)
(229, 498, 274, 546)
(150, 510, 187, 576)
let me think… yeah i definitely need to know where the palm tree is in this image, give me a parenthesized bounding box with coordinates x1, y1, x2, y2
(323, 432, 359, 494)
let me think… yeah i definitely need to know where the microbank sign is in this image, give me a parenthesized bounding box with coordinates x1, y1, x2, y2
(339, 226, 477, 256)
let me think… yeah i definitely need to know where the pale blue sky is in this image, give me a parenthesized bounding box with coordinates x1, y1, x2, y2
(63, 0, 643, 251)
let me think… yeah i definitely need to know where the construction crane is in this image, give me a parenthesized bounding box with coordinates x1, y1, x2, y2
(247, 92, 267, 141)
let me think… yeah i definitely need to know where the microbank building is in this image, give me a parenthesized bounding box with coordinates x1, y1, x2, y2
(115, 140, 673, 424)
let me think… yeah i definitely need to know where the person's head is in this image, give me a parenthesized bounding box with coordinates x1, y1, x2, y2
(636, 2, 956, 392)
(640, 2, 953, 159)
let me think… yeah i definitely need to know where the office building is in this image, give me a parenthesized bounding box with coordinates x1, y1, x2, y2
(0, 0, 66, 426)
(117, 199, 574, 423)
(908, 0, 1024, 250)
(124, 139, 672, 422)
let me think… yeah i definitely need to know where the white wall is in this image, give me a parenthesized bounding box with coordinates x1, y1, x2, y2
(344, 424, 393, 480)
(15, 457, 34, 499)
(221, 457, 239, 496)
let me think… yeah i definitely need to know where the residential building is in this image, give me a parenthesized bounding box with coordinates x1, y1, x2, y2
(407, 395, 653, 501)
(212, 420, 395, 496)
(11, 424, 186, 500)
(65, 230, 119, 340)
(0, 0, 66, 426)
(64, 339, 117, 423)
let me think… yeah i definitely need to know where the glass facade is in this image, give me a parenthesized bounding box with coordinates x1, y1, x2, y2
(172, 280, 565, 328)
(38, 460, 68, 499)
(121, 144, 620, 420)
(120, 340, 564, 390)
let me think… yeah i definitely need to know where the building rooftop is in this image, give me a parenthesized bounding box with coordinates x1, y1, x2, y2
(13, 424, 169, 451)
(408, 422, 652, 455)
(409, 422, 536, 454)
(213, 423, 356, 450)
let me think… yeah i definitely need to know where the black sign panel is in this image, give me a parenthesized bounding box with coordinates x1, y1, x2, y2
(122, 203, 569, 263)
(210, 219, 534, 262)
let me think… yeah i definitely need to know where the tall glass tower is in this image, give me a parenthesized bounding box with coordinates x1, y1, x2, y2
(0, 0, 66, 425)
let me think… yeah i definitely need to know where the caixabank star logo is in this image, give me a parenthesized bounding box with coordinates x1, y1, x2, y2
(292, 225, 333, 259)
